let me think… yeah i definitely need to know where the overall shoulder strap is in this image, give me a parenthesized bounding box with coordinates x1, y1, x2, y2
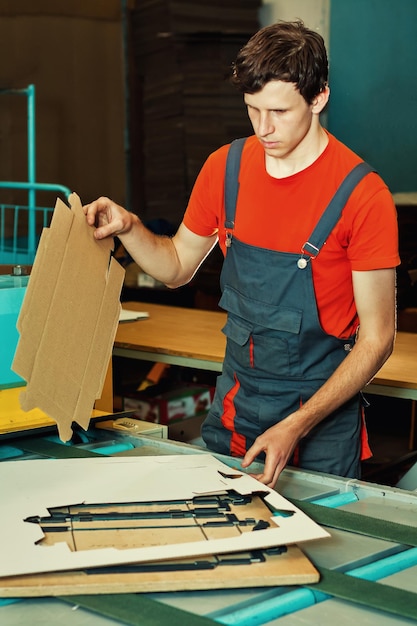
(302, 162, 376, 259)
(224, 137, 247, 229)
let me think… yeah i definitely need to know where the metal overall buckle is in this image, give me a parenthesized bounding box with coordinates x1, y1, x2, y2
(297, 241, 319, 269)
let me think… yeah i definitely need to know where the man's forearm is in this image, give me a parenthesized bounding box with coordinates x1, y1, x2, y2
(286, 333, 394, 439)
(119, 215, 187, 287)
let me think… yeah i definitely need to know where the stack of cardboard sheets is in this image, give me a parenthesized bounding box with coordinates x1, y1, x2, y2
(129, 0, 260, 224)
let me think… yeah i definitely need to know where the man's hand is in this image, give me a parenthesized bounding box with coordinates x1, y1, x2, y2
(83, 197, 135, 240)
(241, 419, 301, 488)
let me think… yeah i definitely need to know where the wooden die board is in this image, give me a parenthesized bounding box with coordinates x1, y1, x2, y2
(0, 545, 318, 596)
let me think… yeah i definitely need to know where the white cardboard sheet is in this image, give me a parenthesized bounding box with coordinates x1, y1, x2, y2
(0, 454, 329, 577)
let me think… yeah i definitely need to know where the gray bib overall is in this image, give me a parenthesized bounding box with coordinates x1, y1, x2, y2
(202, 137, 374, 478)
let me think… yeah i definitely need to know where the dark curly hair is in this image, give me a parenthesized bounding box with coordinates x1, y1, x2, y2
(231, 20, 328, 104)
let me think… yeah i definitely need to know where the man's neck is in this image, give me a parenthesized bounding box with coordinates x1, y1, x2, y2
(265, 127, 329, 179)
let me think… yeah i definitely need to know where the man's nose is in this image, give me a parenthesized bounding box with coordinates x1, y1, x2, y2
(258, 112, 274, 137)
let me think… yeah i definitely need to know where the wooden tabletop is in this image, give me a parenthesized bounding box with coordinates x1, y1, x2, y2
(370, 330, 417, 393)
(115, 301, 226, 365)
(116, 302, 417, 395)
(2, 304, 415, 437)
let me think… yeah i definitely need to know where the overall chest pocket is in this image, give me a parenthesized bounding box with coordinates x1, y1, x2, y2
(221, 312, 302, 378)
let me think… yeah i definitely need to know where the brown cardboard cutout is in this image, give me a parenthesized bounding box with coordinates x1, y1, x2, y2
(12, 193, 125, 441)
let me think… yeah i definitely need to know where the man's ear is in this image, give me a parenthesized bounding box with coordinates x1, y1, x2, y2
(312, 86, 330, 113)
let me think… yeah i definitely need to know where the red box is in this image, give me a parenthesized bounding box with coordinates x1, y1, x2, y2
(123, 384, 215, 425)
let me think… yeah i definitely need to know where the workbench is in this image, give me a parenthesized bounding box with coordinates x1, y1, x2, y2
(1, 424, 417, 626)
(115, 302, 417, 398)
(1, 303, 417, 624)
(115, 301, 417, 447)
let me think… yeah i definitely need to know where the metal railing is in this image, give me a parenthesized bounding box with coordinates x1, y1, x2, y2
(0, 85, 71, 264)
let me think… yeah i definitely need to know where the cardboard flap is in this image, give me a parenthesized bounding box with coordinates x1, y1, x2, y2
(73, 256, 125, 432)
(12, 192, 125, 441)
(13, 200, 73, 381)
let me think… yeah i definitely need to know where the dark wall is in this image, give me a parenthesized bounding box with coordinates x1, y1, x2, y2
(126, 0, 261, 226)
(0, 2, 126, 209)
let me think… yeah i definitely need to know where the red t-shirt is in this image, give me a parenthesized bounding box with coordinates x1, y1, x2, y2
(183, 133, 400, 338)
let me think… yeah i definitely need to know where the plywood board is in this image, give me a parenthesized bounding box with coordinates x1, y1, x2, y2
(0, 545, 318, 596)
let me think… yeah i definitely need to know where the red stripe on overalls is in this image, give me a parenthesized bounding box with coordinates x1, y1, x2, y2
(249, 336, 254, 367)
(221, 374, 247, 457)
(361, 406, 372, 460)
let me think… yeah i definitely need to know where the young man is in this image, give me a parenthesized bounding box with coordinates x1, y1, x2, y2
(85, 20, 399, 488)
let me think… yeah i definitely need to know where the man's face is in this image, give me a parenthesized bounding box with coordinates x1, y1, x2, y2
(244, 80, 320, 160)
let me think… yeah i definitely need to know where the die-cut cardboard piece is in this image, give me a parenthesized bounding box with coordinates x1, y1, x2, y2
(12, 193, 125, 441)
(0, 454, 329, 581)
